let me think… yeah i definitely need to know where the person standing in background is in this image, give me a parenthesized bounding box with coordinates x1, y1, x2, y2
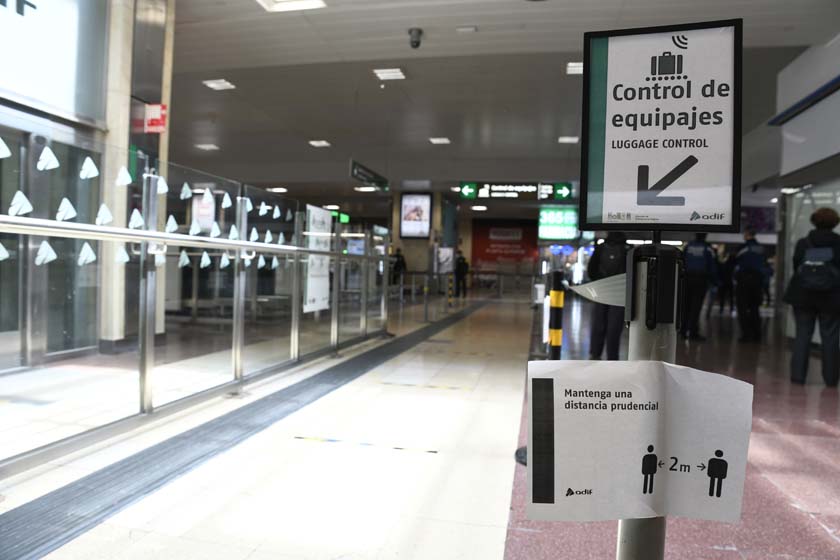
(682, 233, 718, 341)
(454, 250, 469, 298)
(784, 207, 840, 387)
(734, 228, 770, 342)
(587, 232, 628, 360)
(391, 247, 407, 285)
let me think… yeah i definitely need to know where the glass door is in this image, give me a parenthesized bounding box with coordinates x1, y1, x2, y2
(0, 130, 24, 370)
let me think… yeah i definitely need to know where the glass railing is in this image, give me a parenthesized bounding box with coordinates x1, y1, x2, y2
(0, 135, 390, 466)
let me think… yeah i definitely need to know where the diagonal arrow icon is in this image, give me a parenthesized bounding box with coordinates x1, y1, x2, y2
(637, 155, 698, 207)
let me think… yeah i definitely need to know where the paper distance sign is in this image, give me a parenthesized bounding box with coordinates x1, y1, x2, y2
(580, 19, 742, 231)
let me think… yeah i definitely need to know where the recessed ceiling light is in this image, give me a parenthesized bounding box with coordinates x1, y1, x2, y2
(373, 68, 406, 81)
(566, 61, 584, 75)
(429, 137, 451, 145)
(195, 144, 220, 151)
(254, 0, 326, 12)
(770, 197, 778, 204)
(471, 205, 488, 211)
(456, 25, 478, 33)
(558, 136, 579, 144)
(267, 187, 288, 193)
(324, 204, 340, 210)
(451, 186, 461, 192)
(309, 140, 331, 148)
(203, 79, 236, 91)
(354, 186, 378, 193)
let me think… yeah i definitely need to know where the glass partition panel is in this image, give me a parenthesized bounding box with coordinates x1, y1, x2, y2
(339, 257, 364, 342)
(367, 257, 386, 333)
(298, 255, 334, 357)
(151, 162, 240, 407)
(0, 237, 140, 462)
(240, 186, 298, 375)
(0, 128, 23, 371)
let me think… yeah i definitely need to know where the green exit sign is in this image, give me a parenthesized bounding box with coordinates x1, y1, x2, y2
(539, 207, 579, 240)
(554, 182, 573, 200)
(459, 182, 478, 199)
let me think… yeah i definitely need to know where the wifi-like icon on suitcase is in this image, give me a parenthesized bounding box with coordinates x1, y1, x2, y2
(672, 35, 689, 49)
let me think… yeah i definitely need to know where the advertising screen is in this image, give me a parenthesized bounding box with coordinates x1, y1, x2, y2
(400, 193, 431, 238)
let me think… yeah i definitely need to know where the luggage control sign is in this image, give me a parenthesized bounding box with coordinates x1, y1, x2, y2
(580, 19, 742, 231)
(527, 360, 753, 523)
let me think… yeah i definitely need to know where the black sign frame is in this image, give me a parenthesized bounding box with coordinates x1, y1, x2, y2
(579, 19, 743, 233)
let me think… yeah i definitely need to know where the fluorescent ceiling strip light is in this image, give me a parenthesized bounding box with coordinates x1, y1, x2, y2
(203, 79, 236, 90)
(567, 61, 583, 75)
(267, 187, 288, 193)
(254, 0, 326, 12)
(354, 186, 377, 192)
(471, 205, 487, 211)
(324, 204, 340, 210)
(429, 137, 451, 145)
(309, 140, 331, 147)
(373, 68, 405, 80)
(558, 136, 579, 144)
(195, 144, 220, 151)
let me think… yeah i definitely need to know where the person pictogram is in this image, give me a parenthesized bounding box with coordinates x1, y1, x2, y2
(707, 450, 728, 498)
(642, 445, 658, 495)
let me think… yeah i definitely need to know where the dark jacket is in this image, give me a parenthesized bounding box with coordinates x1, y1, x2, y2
(784, 229, 840, 312)
(455, 255, 469, 276)
(684, 240, 718, 283)
(734, 239, 771, 286)
(587, 235, 628, 281)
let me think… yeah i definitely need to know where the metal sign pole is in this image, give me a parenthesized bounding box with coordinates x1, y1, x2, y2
(616, 236, 682, 560)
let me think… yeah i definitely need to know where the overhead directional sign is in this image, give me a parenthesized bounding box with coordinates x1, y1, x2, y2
(527, 360, 753, 522)
(459, 181, 575, 201)
(350, 159, 388, 189)
(580, 19, 742, 231)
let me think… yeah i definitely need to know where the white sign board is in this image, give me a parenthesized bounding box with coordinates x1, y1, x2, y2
(400, 193, 431, 238)
(527, 360, 752, 522)
(304, 205, 332, 313)
(581, 20, 741, 231)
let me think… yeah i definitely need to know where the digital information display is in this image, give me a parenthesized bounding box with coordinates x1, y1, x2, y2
(580, 19, 741, 231)
(539, 207, 579, 240)
(400, 193, 432, 239)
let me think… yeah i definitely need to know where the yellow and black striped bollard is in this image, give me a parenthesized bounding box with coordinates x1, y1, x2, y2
(548, 270, 564, 360)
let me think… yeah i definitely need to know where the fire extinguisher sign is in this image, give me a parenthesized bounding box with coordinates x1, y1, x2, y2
(580, 19, 742, 232)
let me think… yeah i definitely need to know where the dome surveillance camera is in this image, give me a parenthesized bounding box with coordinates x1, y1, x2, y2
(408, 28, 423, 49)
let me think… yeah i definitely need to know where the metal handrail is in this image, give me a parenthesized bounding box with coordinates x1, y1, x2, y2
(0, 215, 381, 260)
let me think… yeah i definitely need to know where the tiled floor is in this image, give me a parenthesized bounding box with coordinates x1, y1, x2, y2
(29, 297, 531, 559)
(504, 296, 840, 560)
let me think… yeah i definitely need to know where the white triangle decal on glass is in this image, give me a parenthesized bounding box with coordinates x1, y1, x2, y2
(271, 256, 279, 270)
(0, 137, 11, 159)
(244, 256, 252, 268)
(286, 209, 293, 221)
(228, 224, 239, 240)
(265, 230, 273, 244)
(245, 197, 253, 213)
(165, 215, 179, 233)
(259, 202, 270, 216)
(157, 176, 169, 194)
(128, 208, 145, 229)
(249, 227, 259, 242)
(220, 253, 231, 269)
(221, 192, 232, 209)
(200, 251, 212, 269)
(178, 250, 190, 268)
(79, 157, 99, 180)
(34, 240, 57, 266)
(155, 253, 166, 267)
(210, 222, 221, 238)
(115, 166, 133, 186)
(202, 188, 214, 204)
(116, 245, 130, 264)
(77, 242, 97, 267)
(36, 146, 60, 171)
(56, 198, 77, 222)
(180, 182, 193, 200)
(95, 203, 113, 226)
(8, 191, 33, 216)
(0, 241, 9, 262)
(279, 232, 286, 245)
(258, 255, 266, 269)
(189, 219, 201, 236)
(273, 205, 281, 219)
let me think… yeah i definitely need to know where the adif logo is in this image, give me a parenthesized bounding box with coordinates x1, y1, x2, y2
(565, 487, 593, 497)
(690, 211, 725, 221)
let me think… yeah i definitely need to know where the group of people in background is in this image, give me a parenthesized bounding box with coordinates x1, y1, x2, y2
(586, 208, 840, 388)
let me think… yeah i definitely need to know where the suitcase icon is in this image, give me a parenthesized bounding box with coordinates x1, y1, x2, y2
(650, 51, 683, 76)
